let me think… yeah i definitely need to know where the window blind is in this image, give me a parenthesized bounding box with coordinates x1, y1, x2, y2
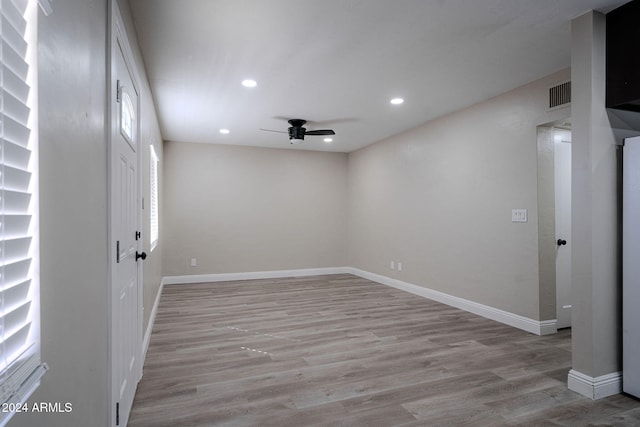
(149, 145, 158, 250)
(0, 0, 46, 424)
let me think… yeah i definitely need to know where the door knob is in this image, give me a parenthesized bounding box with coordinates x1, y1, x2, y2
(557, 239, 567, 246)
(136, 251, 147, 261)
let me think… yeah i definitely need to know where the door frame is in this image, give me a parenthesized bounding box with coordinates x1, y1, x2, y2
(108, 2, 144, 426)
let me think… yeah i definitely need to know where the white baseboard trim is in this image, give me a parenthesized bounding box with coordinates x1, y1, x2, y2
(539, 320, 559, 335)
(143, 278, 165, 358)
(162, 267, 352, 285)
(347, 267, 557, 336)
(568, 369, 622, 400)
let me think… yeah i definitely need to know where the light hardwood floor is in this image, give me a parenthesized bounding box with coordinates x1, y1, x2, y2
(129, 274, 640, 426)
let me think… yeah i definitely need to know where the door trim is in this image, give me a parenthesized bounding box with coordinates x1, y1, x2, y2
(108, 2, 143, 426)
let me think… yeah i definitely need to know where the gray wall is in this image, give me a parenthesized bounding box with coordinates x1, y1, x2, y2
(162, 142, 348, 276)
(11, 0, 163, 426)
(348, 69, 571, 321)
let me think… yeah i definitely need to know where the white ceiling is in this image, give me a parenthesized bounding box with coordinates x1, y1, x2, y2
(129, 0, 628, 153)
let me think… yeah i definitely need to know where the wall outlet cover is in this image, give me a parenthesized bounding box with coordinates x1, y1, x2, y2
(512, 209, 528, 223)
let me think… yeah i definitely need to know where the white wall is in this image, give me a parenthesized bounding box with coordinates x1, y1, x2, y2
(162, 142, 348, 276)
(11, 0, 163, 425)
(348, 69, 571, 321)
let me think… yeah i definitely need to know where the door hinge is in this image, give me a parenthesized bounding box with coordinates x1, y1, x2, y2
(116, 402, 120, 425)
(116, 240, 120, 263)
(116, 79, 121, 103)
(135, 231, 141, 241)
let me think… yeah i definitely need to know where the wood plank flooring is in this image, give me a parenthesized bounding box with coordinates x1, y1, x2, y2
(128, 274, 640, 426)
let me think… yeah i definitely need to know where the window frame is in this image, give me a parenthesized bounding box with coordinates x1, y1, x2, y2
(149, 145, 159, 251)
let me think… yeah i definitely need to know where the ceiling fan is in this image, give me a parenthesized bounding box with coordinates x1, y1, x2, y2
(261, 119, 335, 144)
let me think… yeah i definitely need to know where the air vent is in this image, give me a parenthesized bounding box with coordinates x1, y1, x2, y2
(549, 81, 571, 109)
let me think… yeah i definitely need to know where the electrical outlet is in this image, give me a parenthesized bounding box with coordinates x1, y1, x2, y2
(397, 262, 403, 271)
(191, 258, 197, 267)
(390, 261, 395, 270)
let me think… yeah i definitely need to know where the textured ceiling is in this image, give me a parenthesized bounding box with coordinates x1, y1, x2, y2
(129, 0, 628, 152)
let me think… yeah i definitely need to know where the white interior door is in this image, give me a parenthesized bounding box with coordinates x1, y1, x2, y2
(110, 31, 141, 426)
(554, 130, 572, 329)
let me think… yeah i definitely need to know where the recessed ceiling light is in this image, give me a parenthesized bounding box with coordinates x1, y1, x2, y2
(324, 138, 333, 143)
(390, 98, 404, 105)
(241, 79, 257, 88)
(219, 129, 230, 134)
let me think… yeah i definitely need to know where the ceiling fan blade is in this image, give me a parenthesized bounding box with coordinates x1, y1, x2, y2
(309, 117, 358, 126)
(260, 128, 288, 134)
(304, 129, 335, 136)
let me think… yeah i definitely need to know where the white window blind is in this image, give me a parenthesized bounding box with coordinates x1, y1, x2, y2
(149, 145, 158, 251)
(0, 0, 46, 424)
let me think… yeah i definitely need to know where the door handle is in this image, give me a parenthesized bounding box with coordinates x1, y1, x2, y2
(136, 251, 147, 261)
(557, 239, 567, 246)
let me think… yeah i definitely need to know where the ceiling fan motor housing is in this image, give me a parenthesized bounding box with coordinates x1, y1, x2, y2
(283, 118, 333, 143)
(288, 125, 306, 141)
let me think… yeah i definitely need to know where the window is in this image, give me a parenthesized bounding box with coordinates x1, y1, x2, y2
(0, 0, 46, 424)
(149, 145, 158, 251)
(120, 91, 135, 144)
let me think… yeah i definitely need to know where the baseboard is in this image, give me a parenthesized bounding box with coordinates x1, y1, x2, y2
(347, 268, 557, 336)
(162, 267, 352, 285)
(143, 278, 165, 358)
(568, 369, 622, 400)
(539, 319, 558, 335)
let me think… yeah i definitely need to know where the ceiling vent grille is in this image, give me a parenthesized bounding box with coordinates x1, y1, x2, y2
(549, 81, 571, 109)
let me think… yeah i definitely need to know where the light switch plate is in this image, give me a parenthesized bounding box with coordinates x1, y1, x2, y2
(512, 209, 528, 223)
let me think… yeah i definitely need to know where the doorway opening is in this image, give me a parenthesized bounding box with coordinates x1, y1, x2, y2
(537, 120, 572, 333)
(553, 125, 572, 329)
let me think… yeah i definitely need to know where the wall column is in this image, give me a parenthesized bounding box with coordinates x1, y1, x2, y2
(568, 10, 621, 399)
